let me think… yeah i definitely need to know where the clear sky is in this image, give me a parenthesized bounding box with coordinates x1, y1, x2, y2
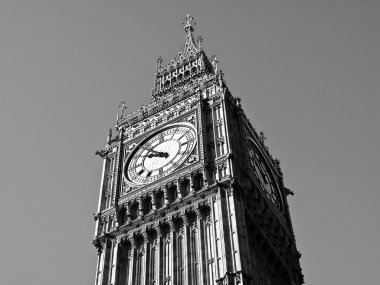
(0, 0, 379, 284)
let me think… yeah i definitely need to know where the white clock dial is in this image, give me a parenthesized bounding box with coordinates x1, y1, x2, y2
(124, 123, 197, 185)
(247, 139, 283, 211)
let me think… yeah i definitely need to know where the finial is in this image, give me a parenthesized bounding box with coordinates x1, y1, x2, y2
(156, 56, 163, 72)
(259, 131, 266, 142)
(119, 101, 127, 117)
(218, 70, 224, 87)
(212, 55, 218, 72)
(182, 14, 195, 33)
(106, 128, 112, 146)
(197, 36, 203, 49)
(107, 128, 112, 141)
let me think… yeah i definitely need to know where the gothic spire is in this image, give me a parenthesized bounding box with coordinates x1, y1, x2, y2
(170, 14, 201, 65)
(151, 14, 211, 100)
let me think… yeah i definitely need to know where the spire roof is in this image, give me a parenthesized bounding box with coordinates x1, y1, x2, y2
(152, 15, 212, 100)
(170, 14, 201, 64)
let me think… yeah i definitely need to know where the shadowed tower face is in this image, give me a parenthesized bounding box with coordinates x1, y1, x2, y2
(93, 15, 303, 285)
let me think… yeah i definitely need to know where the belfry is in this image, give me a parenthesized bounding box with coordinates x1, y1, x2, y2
(93, 15, 303, 285)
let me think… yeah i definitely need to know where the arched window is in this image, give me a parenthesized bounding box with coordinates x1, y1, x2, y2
(155, 191, 164, 210)
(129, 202, 139, 220)
(142, 196, 152, 215)
(117, 208, 126, 226)
(180, 179, 190, 197)
(192, 173, 204, 190)
(167, 184, 177, 203)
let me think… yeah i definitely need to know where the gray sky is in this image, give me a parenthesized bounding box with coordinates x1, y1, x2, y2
(1, 0, 379, 284)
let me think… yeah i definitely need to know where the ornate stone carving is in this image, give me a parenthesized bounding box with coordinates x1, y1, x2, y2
(93, 239, 105, 254)
(217, 136, 225, 145)
(93, 15, 303, 285)
(216, 272, 243, 285)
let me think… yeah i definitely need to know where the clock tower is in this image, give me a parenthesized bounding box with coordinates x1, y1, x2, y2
(93, 15, 303, 285)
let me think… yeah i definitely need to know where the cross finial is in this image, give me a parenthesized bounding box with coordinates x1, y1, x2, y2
(183, 14, 195, 33)
(119, 101, 127, 117)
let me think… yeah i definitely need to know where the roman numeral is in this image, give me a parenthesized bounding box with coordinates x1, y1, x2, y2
(178, 131, 189, 140)
(169, 127, 179, 140)
(172, 162, 179, 168)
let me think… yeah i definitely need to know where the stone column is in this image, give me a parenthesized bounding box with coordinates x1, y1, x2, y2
(210, 106, 218, 157)
(127, 236, 135, 285)
(100, 218, 106, 235)
(100, 239, 112, 285)
(201, 168, 208, 188)
(155, 223, 162, 285)
(145, 228, 157, 285)
(189, 173, 195, 194)
(168, 218, 175, 285)
(95, 157, 107, 237)
(220, 98, 230, 156)
(125, 240, 133, 285)
(215, 165, 220, 182)
(140, 230, 148, 285)
(163, 186, 169, 207)
(151, 191, 156, 211)
(104, 216, 110, 233)
(109, 238, 120, 285)
(208, 207, 218, 284)
(182, 211, 190, 285)
(126, 203, 131, 224)
(226, 187, 241, 273)
(139, 196, 143, 218)
(175, 180, 182, 200)
(94, 241, 105, 285)
(173, 216, 185, 285)
(161, 222, 172, 285)
(94, 252, 101, 285)
(214, 187, 227, 278)
(195, 208, 205, 284)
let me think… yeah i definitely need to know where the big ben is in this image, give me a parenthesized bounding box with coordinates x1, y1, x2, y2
(93, 15, 303, 285)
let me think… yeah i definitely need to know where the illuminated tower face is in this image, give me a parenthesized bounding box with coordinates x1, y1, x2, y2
(93, 15, 303, 285)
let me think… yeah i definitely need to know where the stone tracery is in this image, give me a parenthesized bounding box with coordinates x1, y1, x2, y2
(93, 15, 303, 285)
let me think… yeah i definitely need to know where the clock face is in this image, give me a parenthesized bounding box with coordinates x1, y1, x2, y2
(124, 123, 197, 185)
(247, 140, 283, 211)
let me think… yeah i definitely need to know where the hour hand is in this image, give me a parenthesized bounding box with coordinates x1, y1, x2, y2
(147, 152, 169, 158)
(158, 152, 169, 158)
(140, 147, 161, 155)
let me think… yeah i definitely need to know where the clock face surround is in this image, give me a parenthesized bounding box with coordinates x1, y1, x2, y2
(124, 123, 197, 185)
(247, 139, 283, 211)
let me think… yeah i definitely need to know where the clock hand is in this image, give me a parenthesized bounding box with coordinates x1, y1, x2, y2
(160, 152, 169, 158)
(169, 127, 179, 140)
(146, 152, 168, 158)
(139, 146, 163, 155)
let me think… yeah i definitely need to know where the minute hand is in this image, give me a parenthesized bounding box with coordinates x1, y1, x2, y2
(140, 146, 165, 155)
